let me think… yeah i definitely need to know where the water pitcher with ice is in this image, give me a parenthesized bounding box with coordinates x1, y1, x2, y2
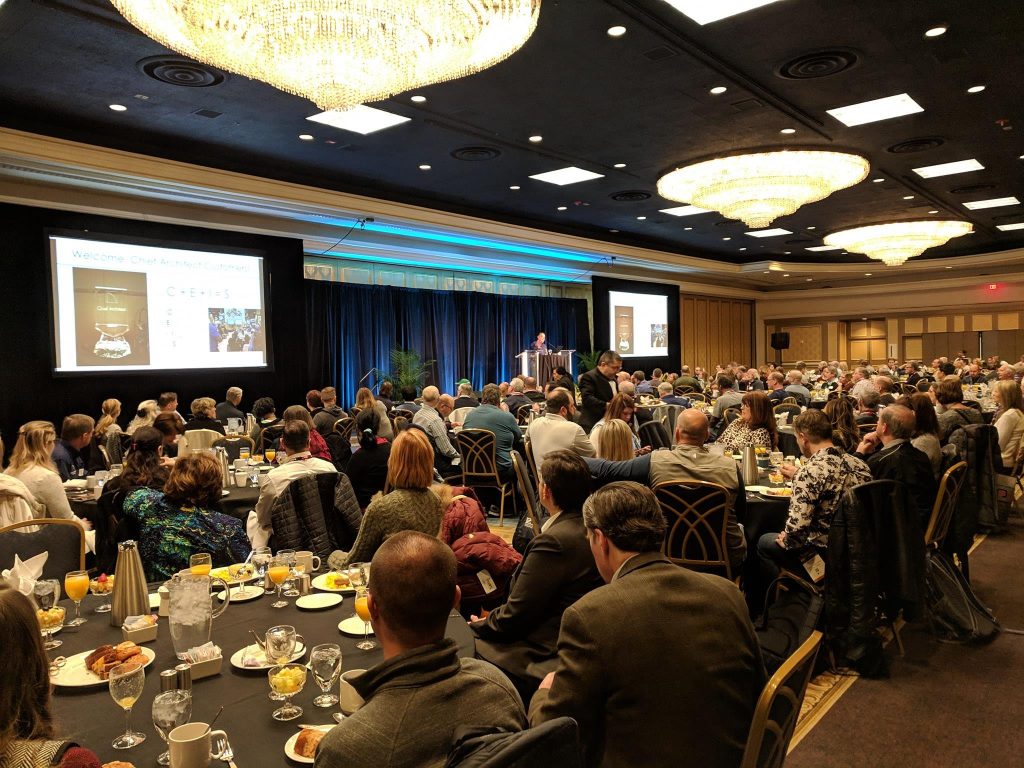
(167, 572, 230, 660)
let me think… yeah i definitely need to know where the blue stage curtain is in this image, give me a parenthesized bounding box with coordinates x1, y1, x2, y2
(305, 281, 591, 408)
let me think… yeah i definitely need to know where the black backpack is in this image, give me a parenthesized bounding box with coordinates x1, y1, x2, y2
(924, 549, 1000, 643)
(756, 572, 825, 674)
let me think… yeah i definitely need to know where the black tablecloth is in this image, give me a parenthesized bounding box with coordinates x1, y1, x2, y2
(738, 489, 790, 612)
(49, 588, 475, 766)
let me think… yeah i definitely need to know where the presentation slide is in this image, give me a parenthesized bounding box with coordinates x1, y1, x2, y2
(49, 235, 268, 372)
(608, 290, 668, 358)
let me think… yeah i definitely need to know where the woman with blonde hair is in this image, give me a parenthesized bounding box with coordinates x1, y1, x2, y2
(590, 393, 642, 454)
(596, 419, 635, 461)
(94, 398, 122, 438)
(992, 379, 1024, 471)
(3, 421, 79, 523)
(125, 399, 158, 435)
(281, 405, 332, 461)
(328, 428, 442, 569)
(354, 386, 394, 439)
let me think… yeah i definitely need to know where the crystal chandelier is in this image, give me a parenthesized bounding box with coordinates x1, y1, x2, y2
(823, 220, 974, 266)
(110, 1, 541, 112)
(657, 150, 869, 228)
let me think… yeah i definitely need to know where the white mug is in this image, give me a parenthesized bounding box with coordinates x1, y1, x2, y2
(295, 551, 321, 573)
(233, 459, 247, 470)
(339, 669, 366, 714)
(234, 471, 247, 487)
(169, 722, 225, 768)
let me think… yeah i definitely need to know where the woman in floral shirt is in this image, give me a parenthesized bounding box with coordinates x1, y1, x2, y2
(715, 391, 778, 452)
(123, 452, 249, 581)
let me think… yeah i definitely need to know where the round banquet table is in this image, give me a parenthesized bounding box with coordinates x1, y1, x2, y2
(737, 486, 791, 611)
(47, 587, 475, 766)
(71, 484, 261, 526)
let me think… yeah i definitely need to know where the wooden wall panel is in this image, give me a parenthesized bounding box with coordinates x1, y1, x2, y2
(971, 314, 993, 331)
(997, 312, 1019, 330)
(680, 295, 754, 371)
(905, 337, 923, 359)
(904, 317, 924, 334)
(927, 316, 948, 333)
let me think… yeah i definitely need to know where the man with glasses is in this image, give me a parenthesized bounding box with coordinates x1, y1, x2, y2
(578, 351, 623, 433)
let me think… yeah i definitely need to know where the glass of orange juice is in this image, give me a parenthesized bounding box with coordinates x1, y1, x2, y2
(268, 558, 291, 609)
(265, 447, 277, 464)
(64, 569, 90, 627)
(189, 553, 212, 577)
(354, 588, 376, 650)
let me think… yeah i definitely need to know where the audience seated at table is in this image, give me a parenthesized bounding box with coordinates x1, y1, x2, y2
(153, 411, 185, 460)
(462, 384, 524, 479)
(51, 414, 94, 481)
(715, 391, 777, 453)
(471, 451, 603, 701)
(311, 386, 344, 436)
(101, 426, 171, 498)
(453, 380, 479, 409)
(992, 380, 1024, 471)
(0, 583, 103, 768)
(328, 429, 443, 570)
(123, 452, 249, 582)
(525, 389, 594, 473)
(412, 386, 461, 477)
(589, 393, 645, 457)
(854, 405, 937, 521)
(91, 398, 122, 469)
(657, 380, 691, 406)
(215, 386, 245, 425)
(529, 482, 764, 768)
(316, 532, 526, 768)
(710, 375, 743, 428)
(125, 398, 158, 436)
(855, 388, 882, 425)
(899, 393, 943, 478)
(501, 378, 532, 416)
(4, 421, 84, 526)
(934, 377, 984, 442)
(344, 409, 392, 508)
(823, 396, 860, 451)
(183, 397, 226, 435)
(280, 405, 332, 461)
(593, 419, 635, 461)
(249, 397, 281, 445)
(354, 386, 394, 440)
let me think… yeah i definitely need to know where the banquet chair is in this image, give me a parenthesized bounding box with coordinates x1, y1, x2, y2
(780, 396, 797, 405)
(924, 461, 968, 550)
(653, 481, 733, 581)
(901, 383, 920, 396)
(257, 423, 285, 454)
(212, 435, 255, 462)
(332, 417, 356, 441)
(515, 404, 534, 425)
(639, 419, 671, 450)
(511, 452, 543, 534)
(773, 403, 802, 421)
(686, 391, 707, 403)
(676, 385, 694, 394)
(0, 518, 86, 581)
(456, 429, 516, 528)
(447, 715, 582, 768)
(450, 406, 474, 426)
(178, 428, 222, 456)
(723, 407, 741, 427)
(523, 438, 541, 488)
(739, 631, 823, 768)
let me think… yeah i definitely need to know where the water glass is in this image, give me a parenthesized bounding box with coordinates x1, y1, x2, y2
(266, 624, 301, 700)
(152, 690, 192, 765)
(33, 579, 64, 650)
(309, 644, 343, 707)
(252, 546, 272, 594)
(109, 662, 147, 749)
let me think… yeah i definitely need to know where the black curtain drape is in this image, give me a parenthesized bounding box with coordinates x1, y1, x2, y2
(305, 281, 591, 407)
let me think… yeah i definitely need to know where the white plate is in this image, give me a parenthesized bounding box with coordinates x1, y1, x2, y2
(215, 585, 263, 603)
(284, 725, 335, 764)
(763, 487, 794, 497)
(51, 646, 156, 688)
(338, 616, 373, 637)
(745, 485, 769, 493)
(221, 490, 230, 496)
(230, 642, 306, 670)
(311, 573, 355, 594)
(296, 593, 343, 611)
(209, 565, 258, 585)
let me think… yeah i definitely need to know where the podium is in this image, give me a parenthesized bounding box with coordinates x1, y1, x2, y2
(516, 349, 575, 383)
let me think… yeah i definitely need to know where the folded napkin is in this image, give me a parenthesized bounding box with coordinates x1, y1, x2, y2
(63, 479, 89, 489)
(2, 551, 48, 596)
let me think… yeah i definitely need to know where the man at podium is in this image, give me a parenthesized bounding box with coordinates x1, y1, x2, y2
(531, 331, 549, 353)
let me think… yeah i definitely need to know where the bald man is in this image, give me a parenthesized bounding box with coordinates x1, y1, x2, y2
(855, 405, 936, 522)
(583, 409, 746, 571)
(412, 385, 461, 475)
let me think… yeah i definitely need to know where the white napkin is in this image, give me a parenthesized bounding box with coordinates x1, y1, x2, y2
(2, 552, 49, 596)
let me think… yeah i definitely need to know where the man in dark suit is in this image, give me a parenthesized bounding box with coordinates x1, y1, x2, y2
(577, 351, 622, 433)
(471, 451, 603, 700)
(855, 404, 937, 522)
(530, 481, 765, 768)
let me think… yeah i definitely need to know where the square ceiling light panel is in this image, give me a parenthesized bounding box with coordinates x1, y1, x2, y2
(659, 205, 712, 216)
(912, 159, 984, 178)
(963, 197, 1020, 210)
(805, 245, 842, 251)
(660, 0, 784, 25)
(307, 105, 411, 134)
(529, 167, 605, 186)
(826, 93, 923, 127)
(745, 228, 792, 237)
(996, 222, 1024, 231)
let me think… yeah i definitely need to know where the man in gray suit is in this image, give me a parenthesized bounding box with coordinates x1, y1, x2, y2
(530, 482, 764, 768)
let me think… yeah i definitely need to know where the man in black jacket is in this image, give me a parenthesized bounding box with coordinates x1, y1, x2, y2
(577, 351, 622, 433)
(855, 405, 937, 522)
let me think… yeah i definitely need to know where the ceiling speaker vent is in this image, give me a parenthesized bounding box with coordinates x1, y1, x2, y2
(138, 56, 226, 87)
(886, 137, 944, 154)
(777, 49, 859, 79)
(949, 183, 996, 195)
(643, 46, 679, 62)
(609, 190, 651, 202)
(450, 146, 501, 161)
(192, 108, 222, 119)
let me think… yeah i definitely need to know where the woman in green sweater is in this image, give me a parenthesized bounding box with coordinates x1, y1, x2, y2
(329, 428, 443, 569)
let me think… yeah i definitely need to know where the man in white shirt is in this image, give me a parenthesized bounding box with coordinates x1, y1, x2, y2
(526, 389, 595, 472)
(247, 421, 336, 548)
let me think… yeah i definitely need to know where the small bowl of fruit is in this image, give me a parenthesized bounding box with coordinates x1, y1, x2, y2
(89, 573, 115, 613)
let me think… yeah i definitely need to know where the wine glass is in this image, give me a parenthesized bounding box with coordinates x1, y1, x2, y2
(33, 579, 64, 650)
(347, 562, 366, 590)
(189, 553, 212, 576)
(268, 664, 306, 721)
(64, 569, 89, 627)
(109, 662, 147, 749)
(268, 557, 290, 608)
(265, 447, 277, 464)
(266, 624, 299, 701)
(252, 546, 272, 595)
(89, 574, 113, 613)
(278, 549, 299, 597)
(309, 644, 343, 707)
(152, 689, 191, 765)
(239, 445, 251, 461)
(769, 451, 784, 469)
(354, 588, 377, 651)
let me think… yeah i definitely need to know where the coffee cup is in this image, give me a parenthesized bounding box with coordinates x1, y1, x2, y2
(168, 722, 226, 768)
(233, 459, 247, 470)
(340, 669, 366, 714)
(295, 551, 321, 573)
(234, 471, 247, 487)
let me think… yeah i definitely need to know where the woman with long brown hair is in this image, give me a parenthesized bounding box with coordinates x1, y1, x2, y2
(716, 391, 778, 451)
(102, 426, 171, 496)
(281, 405, 332, 461)
(897, 393, 943, 477)
(328, 428, 442, 569)
(590, 393, 642, 454)
(823, 396, 860, 451)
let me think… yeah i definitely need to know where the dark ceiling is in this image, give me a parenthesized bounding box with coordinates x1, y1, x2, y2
(0, 0, 1022, 267)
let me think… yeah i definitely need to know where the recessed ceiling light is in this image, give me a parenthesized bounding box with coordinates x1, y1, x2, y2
(684, 226, 693, 231)
(826, 93, 924, 127)
(807, 226, 816, 230)
(903, 195, 915, 200)
(913, 159, 985, 178)
(746, 228, 792, 238)
(964, 196, 1020, 210)
(307, 105, 410, 134)
(945, 265, 953, 269)
(609, 229, 619, 233)
(783, 273, 789, 276)
(763, 270, 770, 274)
(806, 245, 842, 252)
(418, 164, 431, 170)
(872, 178, 884, 183)
(929, 209, 939, 214)
(557, 206, 567, 211)
(298, 133, 314, 141)
(659, 205, 712, 217)
(784, 251, 791, 255)
(996, 222, 1024, 231)
(528, 135, 543, 143)
(661, 0, 783, 25)
(529, 166, 605, 186)
(924, 25, 947, 37)
(607, 25, 627, 37)
(865, 272, 872, 276)
(637, 216, 647, 220)
(109, 104, 127, 111)
(806, 278, 813, 281)
(509, 185, 520, 190)
(780, 128, 796, 134)
(613, 163, 627, 168)
(967, 85, 986, 94)
(723, 237, 732, 241)
(410, 95, 427, 103)
(739, 247, 747, 251)
(710, 86, 728, 95)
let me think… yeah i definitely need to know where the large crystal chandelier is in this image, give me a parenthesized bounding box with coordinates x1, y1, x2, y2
(110, 1, 541, 111)
(823, 220, 974, 266)
(657, 150, 869, 228)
